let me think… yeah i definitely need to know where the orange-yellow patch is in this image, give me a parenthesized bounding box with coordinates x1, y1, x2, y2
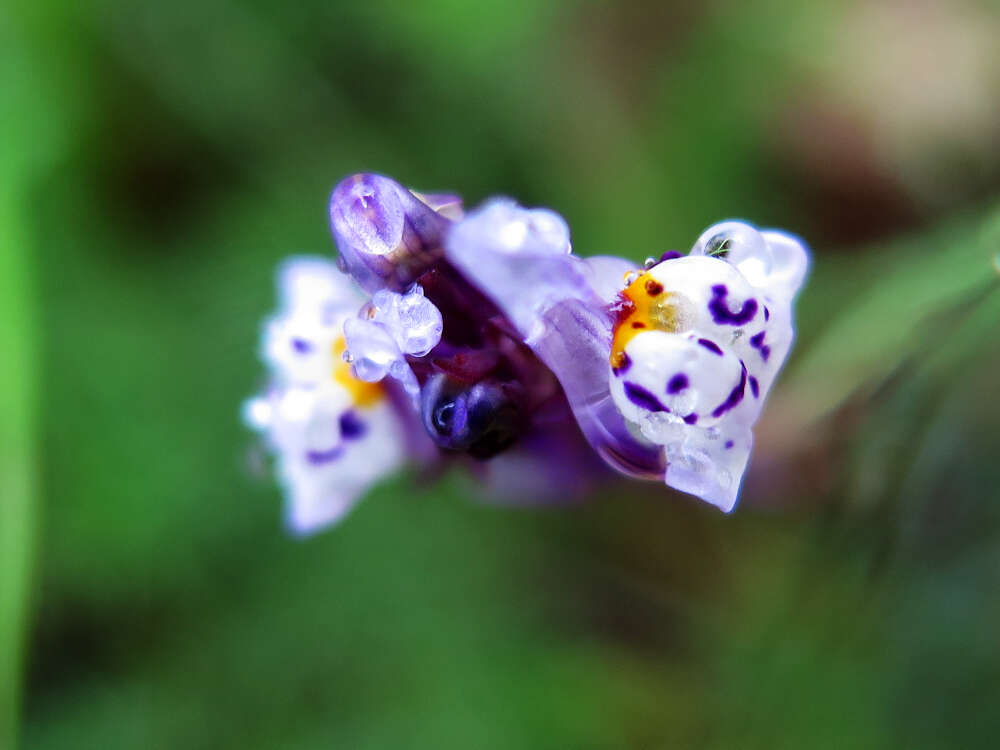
(610, 271, 684, 366)
(332, 336, 384, 407)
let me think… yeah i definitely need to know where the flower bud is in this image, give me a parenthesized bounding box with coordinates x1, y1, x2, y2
(329, 174, 456, 293)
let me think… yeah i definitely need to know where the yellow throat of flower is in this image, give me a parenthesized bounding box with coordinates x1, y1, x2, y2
(610, 270, 691, 369)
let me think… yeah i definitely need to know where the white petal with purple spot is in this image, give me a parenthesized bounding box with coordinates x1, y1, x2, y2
(607, 222, 808, 511)
(246, 258, 408, 534)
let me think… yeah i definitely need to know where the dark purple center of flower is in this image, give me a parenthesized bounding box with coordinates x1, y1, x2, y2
(708, 285, 758, 326)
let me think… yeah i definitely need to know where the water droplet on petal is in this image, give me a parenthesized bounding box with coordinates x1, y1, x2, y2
(692, 222, 773, 287)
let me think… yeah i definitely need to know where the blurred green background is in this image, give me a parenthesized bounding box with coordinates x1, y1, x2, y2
(3, 0, 1000, 747)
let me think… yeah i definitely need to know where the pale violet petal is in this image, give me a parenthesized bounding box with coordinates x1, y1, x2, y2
(582, 255, 639, 304)
(759, 230, 810, 303)
(690, 221, 809, 305)
(278, 257, 365, 318)
(444, 199, 602, 344)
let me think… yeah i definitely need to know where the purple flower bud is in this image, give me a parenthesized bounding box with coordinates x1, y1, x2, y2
(421, 373, 524, 459)
(329, 174, 457, 293)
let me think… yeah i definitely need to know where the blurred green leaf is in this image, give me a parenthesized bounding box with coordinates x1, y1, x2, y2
(0, 177, 36, 750)
(785, 206, 1000, 423)
(0, 44, 37, 750)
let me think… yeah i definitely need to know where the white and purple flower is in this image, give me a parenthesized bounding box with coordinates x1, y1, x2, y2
(244, 259, 409, 534)
(246, 174, 809, 531)
(604, 224, 807, 511)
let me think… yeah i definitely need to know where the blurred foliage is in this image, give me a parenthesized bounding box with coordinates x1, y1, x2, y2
(4, 0, 1000, 748)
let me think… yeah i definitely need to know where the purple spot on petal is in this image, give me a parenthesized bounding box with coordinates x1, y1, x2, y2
(291, 337, 313, 354)
(711, 362, 748, 418)
(749, 332, 771, 362)
(624, 381, 669, 413)
(659, 250, 683, 261)
(708, 285, 758, 326)
(306, 446, 343, 465)
(339, 410, 367, 440)
(764, 306, 770, 322)
(667, 373, 689, 394)
(749, 376, 759, 398)
(698, 338, 723, 356)
(683, 412, 698, 425)
(724, 440, 734, 449)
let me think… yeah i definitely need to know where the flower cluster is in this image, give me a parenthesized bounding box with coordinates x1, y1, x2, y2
(246, 174, 809, 533)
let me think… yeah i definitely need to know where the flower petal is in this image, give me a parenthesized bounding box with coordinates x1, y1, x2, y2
(607, 222, 809, 510)
(443, 199, 602, 344)
(247, 258, 411, 533)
